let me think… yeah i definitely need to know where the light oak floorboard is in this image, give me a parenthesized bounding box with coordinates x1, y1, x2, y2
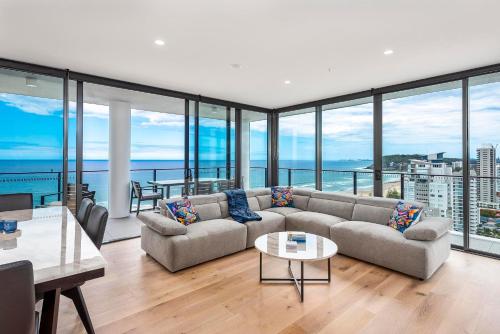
(57, 238, 500, 334)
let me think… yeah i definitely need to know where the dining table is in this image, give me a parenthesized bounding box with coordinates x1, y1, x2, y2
(0, 206, 106, 334)
(148, 177, 222, 198)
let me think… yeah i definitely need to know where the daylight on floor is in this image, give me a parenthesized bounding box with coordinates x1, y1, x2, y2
(1, 1, 500, 334)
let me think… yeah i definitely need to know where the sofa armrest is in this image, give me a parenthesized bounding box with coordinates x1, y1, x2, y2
(403, 217, 451, 241)
(138, 212, 187, 236)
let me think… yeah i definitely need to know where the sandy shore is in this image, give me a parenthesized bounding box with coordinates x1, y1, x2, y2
(357, 180, 401, 197)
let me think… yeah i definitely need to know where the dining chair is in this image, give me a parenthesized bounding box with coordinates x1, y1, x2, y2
(0, 260, 36, 334)
(0, 193, 33, 212)
(217, 179, 236, 192)
(55, 205, 108, 334)
(76, 198, 94, 229)
(130, 180, 164, 215)
(196, 181, 214, 195)
(85, 205, 108, 250)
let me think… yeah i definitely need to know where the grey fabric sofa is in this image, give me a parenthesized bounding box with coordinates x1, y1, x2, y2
(139, 188, 451, 279)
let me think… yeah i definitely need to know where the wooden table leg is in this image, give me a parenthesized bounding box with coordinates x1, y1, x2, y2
(62, 286, 95, 334)
(39, 288, 61, 334)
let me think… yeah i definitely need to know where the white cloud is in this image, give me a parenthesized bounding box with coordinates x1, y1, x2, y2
(131, 109, 184, 128)
(0, 93, 62, 116)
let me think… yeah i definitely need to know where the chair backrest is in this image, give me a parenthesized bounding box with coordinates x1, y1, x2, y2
(131, 181, 143, 199)
(0, 193, 33, 212)
(0, 260, 35, 334)
(76, 198, 94, 228)
(196, 181, 213, 195)
(85, 205, 108, 249)
(218, 179, 236, 192)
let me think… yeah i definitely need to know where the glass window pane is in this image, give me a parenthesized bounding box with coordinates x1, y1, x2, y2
(243, 110, 267, 189)
(322, 97, 373, 195)
(0, 68, 64, 208)
(382, 82, 463, 246)
(469, 72, 500, 255)
(279, 108, 316, 188)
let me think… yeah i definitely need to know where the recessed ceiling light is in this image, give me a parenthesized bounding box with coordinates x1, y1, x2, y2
(384, 49, 394, 55)
(154, 39, 165, 46)
(230, 64, 241, 69)
(284, 80, 291, 85)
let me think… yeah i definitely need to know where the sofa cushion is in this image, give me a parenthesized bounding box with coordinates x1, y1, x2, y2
(307, 192, 356, 220)
(257, 195, 272, 210)
(352, 197, 424, 226)
(247, 197, 261, 212)
(403, 217, 451, 241)
(138, 212, 187, 236)
(330, 221, 450, 279)
(141, 219, 247, 272)
(219, 200, 230, 218)
(194, 203, 222, 221)
(244, 211, 285, 248)
(265, 207, 303, 216)
(188, 194, 219, 205)
(286, 211, 345, 238)
(246, 188, 271, 197)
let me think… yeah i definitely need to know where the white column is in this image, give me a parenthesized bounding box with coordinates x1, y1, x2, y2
(241, 120, 250, 189)
(108, 101, 131, 218)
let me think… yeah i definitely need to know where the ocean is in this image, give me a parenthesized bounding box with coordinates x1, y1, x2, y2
(0, 159, 374, 207)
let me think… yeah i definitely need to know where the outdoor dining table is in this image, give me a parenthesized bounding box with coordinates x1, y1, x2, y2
(0, 206, 106, 334)
(148, 177, 221, 198)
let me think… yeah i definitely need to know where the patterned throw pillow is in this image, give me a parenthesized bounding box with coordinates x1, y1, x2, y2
(271, 186, 294, 208)
(166, 198, 200, 225)
(388, 201, 422, 233)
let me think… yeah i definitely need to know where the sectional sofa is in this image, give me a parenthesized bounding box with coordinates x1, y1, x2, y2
(139, 188, 451, 279)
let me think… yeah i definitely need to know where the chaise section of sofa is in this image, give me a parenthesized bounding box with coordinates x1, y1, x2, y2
(139, 196, 247, 272)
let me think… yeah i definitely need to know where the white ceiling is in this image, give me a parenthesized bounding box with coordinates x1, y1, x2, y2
(1, 0, 499, 109)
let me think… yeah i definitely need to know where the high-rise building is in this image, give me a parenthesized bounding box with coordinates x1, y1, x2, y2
(452, 170, 479, 234)
(497, 163, 500, 202)
(476, 144, 496, 203)
(405, 154, 453, 218)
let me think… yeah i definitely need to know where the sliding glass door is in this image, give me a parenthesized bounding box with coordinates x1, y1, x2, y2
(0, 67, 65, 208)
(193, 103, 235, 194)
(278, 108, 316, 188)
(469, 73, 500, 255)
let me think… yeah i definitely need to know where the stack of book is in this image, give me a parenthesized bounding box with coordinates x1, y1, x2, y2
(287, 232, 306, 243)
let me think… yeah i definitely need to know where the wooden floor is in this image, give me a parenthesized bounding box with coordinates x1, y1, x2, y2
(57, 238, 500, 334)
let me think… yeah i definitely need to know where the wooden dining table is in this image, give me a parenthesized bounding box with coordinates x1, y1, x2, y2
(0, 206, 106, 334)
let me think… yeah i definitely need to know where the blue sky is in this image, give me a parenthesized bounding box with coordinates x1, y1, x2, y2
(0, 80, 499, 162)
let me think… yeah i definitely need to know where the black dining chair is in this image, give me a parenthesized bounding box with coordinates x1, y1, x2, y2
(0, 260, 36, 334)
(196, 181, 214, 195)
(130, 180, 164, 215)
(85, 205, 108, 250)
(0, 193, 33, 212)
(57, 205, 108, 334)
(76, 198, 94, 229)
(217, 179, 236, 192)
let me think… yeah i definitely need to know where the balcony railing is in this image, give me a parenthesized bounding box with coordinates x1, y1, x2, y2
(0, 166, 269, 207)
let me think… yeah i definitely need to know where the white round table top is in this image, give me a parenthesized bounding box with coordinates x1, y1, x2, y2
(254, 231, 338, 261)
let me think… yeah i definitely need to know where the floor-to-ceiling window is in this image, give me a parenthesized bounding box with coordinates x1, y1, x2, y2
(278, 108, 316, 188)
(382, 81, 463, 245)
(197, 103, 234, 193)
(322, 97, 373, 195)
(242, 110, 268, 189)
(0, 68, 64, 208)
(469, 72, 500, 255)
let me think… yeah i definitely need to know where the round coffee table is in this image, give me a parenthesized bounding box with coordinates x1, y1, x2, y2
(254, 231, 338, 302)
